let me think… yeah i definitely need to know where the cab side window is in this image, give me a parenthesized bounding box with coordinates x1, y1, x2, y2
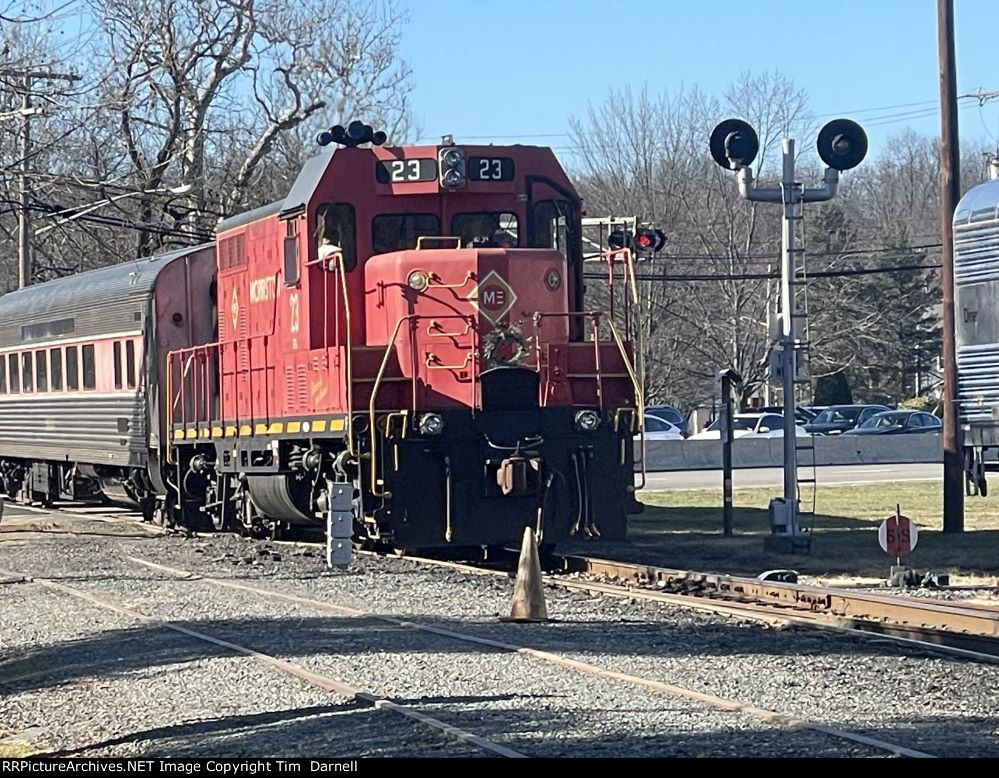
(529, 200, 572, 255)
(316, 203, 357, 270)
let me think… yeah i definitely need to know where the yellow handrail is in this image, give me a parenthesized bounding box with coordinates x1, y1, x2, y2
(416, 235, 462, 250)
(368, 315, 416, 498)
(605, 318, 646, 490)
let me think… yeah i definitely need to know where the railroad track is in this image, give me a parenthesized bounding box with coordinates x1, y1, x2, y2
(354, 548, 999, 663)
(554, 554, 999, 660)
(0, 564, 526, 759)
(9, 502, 998, 661)
(103, 555, 936, 758)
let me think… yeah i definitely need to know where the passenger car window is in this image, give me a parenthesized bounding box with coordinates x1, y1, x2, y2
(7, 354, 18, 394)
(50, 348, 63, 391)
(82, 344, 96, 390)
(35, 351, 47, 392)
(21, 352, 32, 392)
(126, 341, 136, 389)
(113, 341, 123, 390)
(372, 214, 440, 254)
(66, 346, 79, 390)
(0, 357, 5, 394)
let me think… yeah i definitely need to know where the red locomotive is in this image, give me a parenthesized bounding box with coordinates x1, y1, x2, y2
(0, 123, 643, 560)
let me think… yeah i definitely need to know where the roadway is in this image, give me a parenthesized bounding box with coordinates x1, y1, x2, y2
(639, 462, 941, 491)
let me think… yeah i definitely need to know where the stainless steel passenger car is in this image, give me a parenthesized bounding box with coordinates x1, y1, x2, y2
(0, 246, 216, 512)
(954, 178, 999, 493)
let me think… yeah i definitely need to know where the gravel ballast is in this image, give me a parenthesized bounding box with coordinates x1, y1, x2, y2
(3, 514, 997, 757)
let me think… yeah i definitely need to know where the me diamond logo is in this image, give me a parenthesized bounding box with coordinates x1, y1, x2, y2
(230, 289, 240, 331)
(470, 270, 516, 324)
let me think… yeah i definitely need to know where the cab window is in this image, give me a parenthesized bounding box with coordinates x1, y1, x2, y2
(451, 212, 519, 248)
(316, 203, 357, 271)
(372, 214, 440, 254)
(529, 199, 573, 255)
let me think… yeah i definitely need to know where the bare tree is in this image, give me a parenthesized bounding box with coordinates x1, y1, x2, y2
(569, 73, 812, 410)
(91, 0, 413, 255)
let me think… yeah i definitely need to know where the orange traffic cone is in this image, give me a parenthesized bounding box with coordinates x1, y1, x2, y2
(506, 527, 549, 622)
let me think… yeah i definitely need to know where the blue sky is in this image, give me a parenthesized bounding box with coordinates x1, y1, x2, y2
(401, 0, 999, 161)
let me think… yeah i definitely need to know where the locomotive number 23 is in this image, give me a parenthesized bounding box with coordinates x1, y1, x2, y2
(467, 156, 514, 182)
(478, 159, 504, 180)
(389, 160, 421, 182)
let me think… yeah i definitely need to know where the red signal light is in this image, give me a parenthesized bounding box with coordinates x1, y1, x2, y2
(634, 228, 667, 258)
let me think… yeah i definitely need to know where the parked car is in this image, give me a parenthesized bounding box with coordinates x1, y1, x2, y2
(842, 410, 942, 436)
(641, 414, 685, 441)
(689, 412, 807, 440)
(758, 405, 817, 425)
(644, 404, 689, 436)
(804, 404, 890, 435)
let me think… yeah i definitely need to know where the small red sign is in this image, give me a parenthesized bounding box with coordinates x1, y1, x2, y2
(878, 513, 919, 557)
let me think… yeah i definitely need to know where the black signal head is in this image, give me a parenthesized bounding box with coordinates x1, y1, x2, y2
(710, 119, 759, 170)
(634, 227, 667, 257)
(608, 230, 634, 252)
(817, 119, 868, 171)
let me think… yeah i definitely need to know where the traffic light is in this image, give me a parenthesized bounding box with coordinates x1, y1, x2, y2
(634, 227, 667, 258)
(608, 230, 634, 252)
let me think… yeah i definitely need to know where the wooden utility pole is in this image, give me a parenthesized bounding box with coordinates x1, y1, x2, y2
(937, 0, 964, 532)
(0, 68, 81, 288)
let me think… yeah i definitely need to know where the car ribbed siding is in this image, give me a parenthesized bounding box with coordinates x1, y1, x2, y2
(954, 179, 999, 440)
(0, 393, 147, 466)
(0, 245, 209, 344)
(0, 245, 212, 470)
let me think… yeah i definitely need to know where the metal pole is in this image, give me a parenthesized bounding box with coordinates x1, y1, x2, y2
(18, 75, 32, 289)
(780, 139, 800, 535)
(938, 0, 964, 532)
(721, 373, 734, 536)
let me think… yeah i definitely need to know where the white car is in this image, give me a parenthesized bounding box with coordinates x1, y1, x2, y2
(641, 413, 685, 441)
(688, 412, 807, 440)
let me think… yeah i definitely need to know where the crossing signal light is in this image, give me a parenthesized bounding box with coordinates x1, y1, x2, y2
(710, 118, 759, 170)
(816, 118, 868, 171)
(634, 228, 667, 257)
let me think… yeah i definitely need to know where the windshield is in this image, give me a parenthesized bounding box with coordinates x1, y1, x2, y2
(814, 407, 860, 424)
(707, 416, 757, 432)
(451, 212, 519, 247)
(862, 412, 907, 429)
(647, 406, 683, 425)
(644, 416, 673, 432)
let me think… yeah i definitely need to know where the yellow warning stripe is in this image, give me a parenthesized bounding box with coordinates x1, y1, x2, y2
(174, 417, 346, 441)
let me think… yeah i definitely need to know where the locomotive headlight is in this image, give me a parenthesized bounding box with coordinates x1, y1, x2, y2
(574, 410, 601, 432)
(418, 413, 445, 436)
(407, 269, 430, 291)
(441, 148, 464, 168)
(442, 168, 465, 189)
